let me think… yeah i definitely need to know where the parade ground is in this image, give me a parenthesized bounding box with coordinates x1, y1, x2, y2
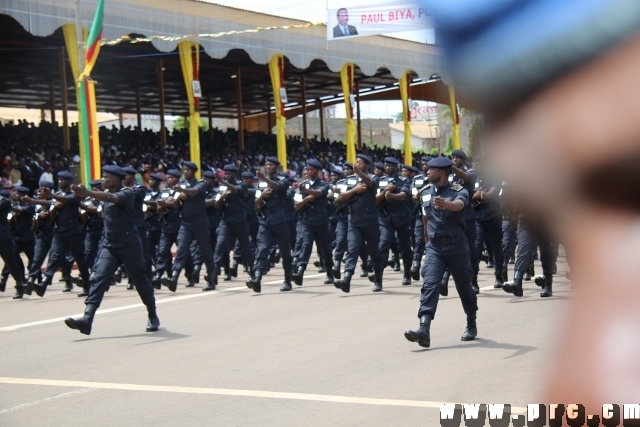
(0, 255, 571, 426)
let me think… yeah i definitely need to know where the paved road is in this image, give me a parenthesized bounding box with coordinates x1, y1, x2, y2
(0, 256, 571, 426)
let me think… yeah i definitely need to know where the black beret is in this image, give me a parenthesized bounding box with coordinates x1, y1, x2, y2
(427, 157, 453, 169)
(306, 159, 322, 169)
(356, 154, 372, 165)
(182, 161, 198, 171)
(451, 150, 468, 161)
(89, 179, 102, 187)
(58, 171, 74, 180)
(39, 181, 54, 189)
(265, 156, 280, 165)
(411, 166, 420, 174)
(384, 157, 399, 165)
(223, 164, 238, 172)
(166, 169, 182, 178)
(15, 185, 29, 194)
(374, 162, 385, 170)
(149, 173, 164, 182)
(421, 156, 433, 163)
(103, 165, 126, 178)
(241, 171, 255, 179)
(123, 166, 137, 175)
(331, 167, 342, 175)
(203, 171, 216, 179)
(343, 162, 354, 169)
(0, 190, 10, 198)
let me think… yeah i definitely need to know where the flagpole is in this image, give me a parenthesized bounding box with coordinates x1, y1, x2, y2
(75, 0, 85, 72)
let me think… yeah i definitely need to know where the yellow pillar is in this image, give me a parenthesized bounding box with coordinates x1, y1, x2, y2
(448, 84, 461, 150)
(268, 54, 287, 171)
(179, 41, 201, 178)
(399, 72, 413, 165)
(340, 63, 356, 164)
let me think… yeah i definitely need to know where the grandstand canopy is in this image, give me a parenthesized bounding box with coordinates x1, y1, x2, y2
(0, 0, 461, 120)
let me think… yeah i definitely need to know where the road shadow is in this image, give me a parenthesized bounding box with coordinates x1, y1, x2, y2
(410, 337, 536, 359)
(73, 328, 190, 344)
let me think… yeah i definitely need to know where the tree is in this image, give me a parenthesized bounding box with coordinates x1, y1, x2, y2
(393, 111, 404, 123)
(468, 117, 484, 158)
(173, 116, 209, 132)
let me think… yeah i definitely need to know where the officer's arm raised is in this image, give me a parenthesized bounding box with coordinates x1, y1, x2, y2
(72, 185, 120, 205)
(354, 166, 373, 187)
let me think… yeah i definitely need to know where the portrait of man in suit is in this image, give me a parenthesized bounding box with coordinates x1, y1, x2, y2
(333, 8, 358, 38)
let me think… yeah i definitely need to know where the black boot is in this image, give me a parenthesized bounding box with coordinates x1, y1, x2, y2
(185, 270, 195, 287)
(0, 274, 8, 293)
(360, 261, 369, 278)
(114, 266, 124, 283)
(78, 277, 90, 297)
(126, 281, 135, 290)
(32, 275, 51, 298)
(493, 269, 504, 289)
(64, 304, 98, 335)
(539, 274, 553, 298)
(502, 262, 509, 282)
(192, 264, 201, 284)
(440, 270, 450, 296)
(202, 269, 218, 291)
(292, 265, 305, 287)
(280, 270, 293, 292)
(151, 272, 162, 290)
(524, 259, 534, 281)
(410, 260, 421, 281)
(471, 278, 480, 295)
(372, 269, 383, 292)
(223, 264, 232, 281)
(161, 271, 179, 292)
(146, 305, 160, 332)
(317, 257, 326, 273)
(23, 276, 34, 295)
(461, 312, 477, 341)
(404, 315, 431, 348)
(13, 281, 25, 299)
(323, 272, 334, 284)
(332, 260, 341, 280)
(503, 272, 524, 297)
(393, 253, 401, 272)
(230, 260, 239, 278)
(402, 264, 412, 286)
(246, 269, 262, 293)
(334, 270, 352, 293)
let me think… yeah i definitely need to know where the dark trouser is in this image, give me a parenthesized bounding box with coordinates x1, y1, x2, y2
(379, 221, 413, 272)
(138, 226, 152, 280)
(173, 222, 214, 274)
(147, 229, 162, 268)
(2, 239, 34, 278)
(292, 220, 306, 260)
(514, 221, 556, 277)
(86, 242, 156, 308)
(0, 235, 22, 282)
(215, 220, 254, 268)
(501, 219, 518, 261)
(28, 237, 53, 278)
(464, 218, 478, 274)
(44, 233, 90, 281)
(254, 221, 292, 273)
(84, 233, 102, 271)
(412, 216, 425, 261)
(234, 220, 258, 262)
(344, 224, 382, 273)
(155, 231, 178, 275)
(418, 241, 478, 320)
(474, 217, 504, 278)
(297, 222, 334, 270)
(333, 219, 348, 262)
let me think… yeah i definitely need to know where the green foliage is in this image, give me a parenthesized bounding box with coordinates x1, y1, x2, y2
(428, 147, 440, 157)
(444, 136, 454, 156)
(173, 116, 209, 132)
(468, 117, 484, 158)
(393, 111, 404, 123)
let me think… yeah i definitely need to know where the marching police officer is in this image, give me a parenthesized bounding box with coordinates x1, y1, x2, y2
(246, 157, 293, 293)
(152, 169, 182, 287)
(410, 157, 431, 280)
(79, 180, 104, 273)
(65, 165, 160, 335)
(376, 157, 414, 286)
(334, 154, 383, 293)
(1, 186, 35, 295)
(161, 161, 216, 292)
(232, 171, 258, 274)
(330, 167, 349, 280)
(123, 167, 152, 289)
(30, 171, 91, 297)
(0, 189, 25, 298)
(290, 159, 335, 289)
(144, 173, 164, 274)
(404, 157, 478, 348)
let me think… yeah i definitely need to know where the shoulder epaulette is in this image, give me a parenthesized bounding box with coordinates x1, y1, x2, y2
(451, 184, 464, 192)
(418, 183, 433, 193)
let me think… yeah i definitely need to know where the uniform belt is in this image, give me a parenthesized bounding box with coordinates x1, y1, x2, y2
(431, 233, 465, 245)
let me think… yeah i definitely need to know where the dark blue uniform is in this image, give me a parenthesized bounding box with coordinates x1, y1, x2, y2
(410, 174, 428, 277)
(213, 179, 254, 271)
(293, 178, 334, 278)
(331, 178, 350, 276)
(85, 187, 156, 309)
(28, 202, 56, 281)
(253, 174, 293, 274)
(131, 184, 152, 282)
(0, 197, 23, 294)
(473, 177, 505, 286)
(418, 183, 477, 319)
(154, 188, 181, 277)
(343, 174, 383, 276)
(377, 174, 414, 281)
(172, 179, 215, 279)
(144, 188, 163, 270)
(81, 197, 104, 270)
(2, 202, 35, 281)
(233, 185, 258, 267)
(42, 190, 90, 286)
